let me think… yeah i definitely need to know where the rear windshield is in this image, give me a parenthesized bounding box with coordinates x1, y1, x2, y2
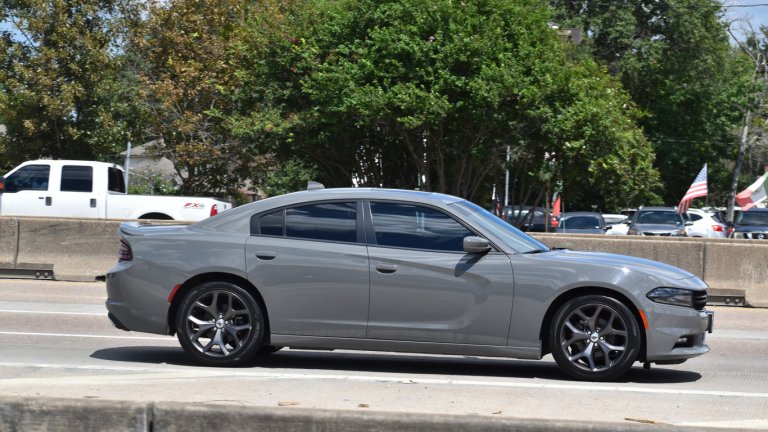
(737, 211, 768, 226)
(635, 211, 683, 225)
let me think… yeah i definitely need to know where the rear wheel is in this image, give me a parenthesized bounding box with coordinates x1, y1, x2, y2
(176, 281, 264, 366)
(549, 295, 640, 381)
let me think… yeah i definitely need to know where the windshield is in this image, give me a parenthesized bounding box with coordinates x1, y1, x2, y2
(737, 211, 768, 226)
(560, 215, 601, 229)
(451, 201, 550, 254)
(635, 210, 683, 225)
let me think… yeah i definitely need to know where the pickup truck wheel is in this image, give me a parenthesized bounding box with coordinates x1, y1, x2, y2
(549, 295, 640, 381)
(176, 281, 264, 366)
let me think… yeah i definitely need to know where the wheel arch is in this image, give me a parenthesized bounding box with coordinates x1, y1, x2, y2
(138, 212, 174, 220)
(539, 286, 647, 362)
(167, 272, 271, 343)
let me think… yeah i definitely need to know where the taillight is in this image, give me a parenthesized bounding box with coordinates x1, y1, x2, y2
(728, 226, 734, 237)
(712, 225, 724, 232)
(118, 240, 133, 262)
(210, 204, 218, 217)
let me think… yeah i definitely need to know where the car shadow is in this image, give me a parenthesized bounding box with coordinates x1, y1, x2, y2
(90, 346, 702, 384)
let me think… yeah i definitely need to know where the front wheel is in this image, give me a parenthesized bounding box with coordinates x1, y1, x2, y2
(176, 281, 265, 366)
(549, 295, 641, 381)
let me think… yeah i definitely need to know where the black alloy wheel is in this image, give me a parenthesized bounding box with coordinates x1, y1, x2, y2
(176, 281, 265, 366)
(549, 295, 641, 381)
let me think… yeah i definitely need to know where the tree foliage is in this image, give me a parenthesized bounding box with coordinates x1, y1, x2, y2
(233, 0, 660, 209)
(0, 0, 140, 168)
(551, 0, 758, 205)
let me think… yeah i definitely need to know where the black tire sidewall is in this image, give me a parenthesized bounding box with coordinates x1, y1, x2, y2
(549, 295, 641, 381)
(176, 281, 264, 367)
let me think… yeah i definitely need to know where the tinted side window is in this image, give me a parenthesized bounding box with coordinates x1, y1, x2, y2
(108, 167, 126, 193)
(61, 165, 93, 192)
(370, 202, 473, 251)
(5, 164, 50, 192)
(259, 210, 284, 236)
(285, 202, 357, 242)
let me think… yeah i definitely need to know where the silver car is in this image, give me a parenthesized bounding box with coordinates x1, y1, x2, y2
(106, 188, 713, 381)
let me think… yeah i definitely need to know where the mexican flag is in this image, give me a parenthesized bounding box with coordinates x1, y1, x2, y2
(736, 172, 768, 210)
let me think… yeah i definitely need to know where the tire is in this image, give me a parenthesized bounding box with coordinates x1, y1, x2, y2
(176, 281, 265, 366)
(257, 346, 283, 355)
(549, 295, 640, 381)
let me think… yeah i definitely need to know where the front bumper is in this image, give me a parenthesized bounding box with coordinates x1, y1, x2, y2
(645, 304, 713, 362)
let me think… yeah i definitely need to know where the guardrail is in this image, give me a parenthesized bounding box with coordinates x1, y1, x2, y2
(0, 216, 764, 306)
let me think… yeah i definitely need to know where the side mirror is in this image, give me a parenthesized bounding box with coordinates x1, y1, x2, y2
(604, 225, 613, 230)
(463, 236, 491, 254)
(685, 221, 694, 227)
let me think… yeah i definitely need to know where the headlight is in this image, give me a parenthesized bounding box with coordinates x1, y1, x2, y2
(647, 287, 693, 308)
(677, 229, 686, 236)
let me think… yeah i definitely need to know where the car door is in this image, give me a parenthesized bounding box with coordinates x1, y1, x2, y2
(366, 201, 514, 346)
(54, 164, 100, 218)
(245, 201, 370, 338)
(0, 163, 55, 217)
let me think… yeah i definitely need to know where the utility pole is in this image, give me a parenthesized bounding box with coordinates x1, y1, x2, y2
(727, 25, 768, 223)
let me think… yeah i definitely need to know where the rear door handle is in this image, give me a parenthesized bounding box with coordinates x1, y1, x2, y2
(375, 263, 397, 274)
(255, 251, 277, 260)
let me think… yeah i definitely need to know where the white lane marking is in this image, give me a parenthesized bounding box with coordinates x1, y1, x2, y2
(1, 361, 768, 400)
(0, 309, 104, 316)
(0, 331, 172, 340)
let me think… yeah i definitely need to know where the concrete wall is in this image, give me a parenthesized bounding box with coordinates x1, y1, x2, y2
(1, 216, 767, 305)
(0, 396, 725, 432)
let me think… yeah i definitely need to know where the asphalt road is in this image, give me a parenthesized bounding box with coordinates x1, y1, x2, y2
(0, 279, 767, 429)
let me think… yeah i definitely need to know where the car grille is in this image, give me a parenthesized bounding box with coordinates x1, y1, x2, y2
(693, 291, 707, 310)
(642, 232, 671, 236)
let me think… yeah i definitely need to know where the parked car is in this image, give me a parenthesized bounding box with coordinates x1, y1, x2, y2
(684, 209, 726, 238)
(0, 160, 231, 220)
(729, 208, 768, 239)
(602, 214, 630, 235)
(502, 206, 555, 232)
(107, 187, 713, 381)
(555, 212, 607, 234)
(628, 207, 689, 237)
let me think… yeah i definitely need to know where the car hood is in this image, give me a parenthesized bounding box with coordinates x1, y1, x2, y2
(631, 223, 684, 232)
(543, 249, 696, 281)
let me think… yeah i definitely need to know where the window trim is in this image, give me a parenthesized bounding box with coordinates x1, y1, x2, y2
(250, 200, 365, 245)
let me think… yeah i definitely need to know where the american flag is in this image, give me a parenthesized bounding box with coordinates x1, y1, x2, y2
(677, 164, 707, 213)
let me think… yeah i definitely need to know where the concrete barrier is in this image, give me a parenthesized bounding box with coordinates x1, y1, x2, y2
(1, 216, 767, 306)
(0, 396, 744, 432)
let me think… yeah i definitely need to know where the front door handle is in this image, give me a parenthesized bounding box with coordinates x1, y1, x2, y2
(255, 251, 277, 260)
(375, 263, 398, 274)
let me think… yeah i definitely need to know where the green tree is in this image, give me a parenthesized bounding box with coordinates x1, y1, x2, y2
(0, 0, 140, 165)
(126, 0, 252, 195)
(551, 0, 757, 206)
(271, 0, 660, 208)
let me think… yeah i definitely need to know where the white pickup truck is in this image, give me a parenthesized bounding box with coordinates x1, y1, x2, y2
(0, 160, 232, 220)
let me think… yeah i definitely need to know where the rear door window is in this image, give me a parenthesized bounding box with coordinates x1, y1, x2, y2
(285, 202, 357, 243)
(60, 165, 93, 192)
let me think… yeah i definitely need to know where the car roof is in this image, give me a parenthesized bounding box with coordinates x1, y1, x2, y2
(194, 187, 467, 231)
(561, 212, 602, 217)
(637, 206, 677, 211)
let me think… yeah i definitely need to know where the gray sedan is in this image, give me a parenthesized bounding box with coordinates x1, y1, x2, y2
(106, 187, 713, 381)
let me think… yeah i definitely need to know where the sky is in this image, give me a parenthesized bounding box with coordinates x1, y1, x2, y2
(724, 0, 768, 37)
